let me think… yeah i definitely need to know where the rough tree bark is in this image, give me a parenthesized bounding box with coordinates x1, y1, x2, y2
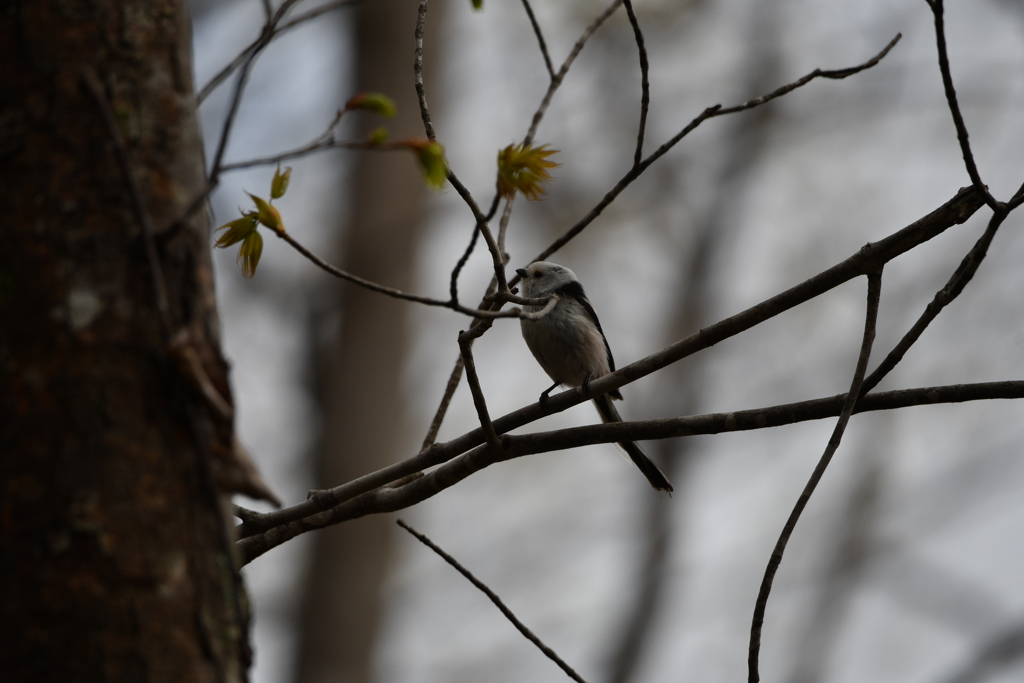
(1, 2, 250, 681)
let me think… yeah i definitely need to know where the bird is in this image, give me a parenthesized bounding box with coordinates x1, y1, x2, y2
(516, 261, 673, 492)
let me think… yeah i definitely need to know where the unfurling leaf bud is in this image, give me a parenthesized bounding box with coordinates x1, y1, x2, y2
(271, 165, 292, 199)
(471, 0, 483, 9)
(496, 143, 559, 201)
(215, 213, 258, 248)
(405, 139, 448, 189)
(238, 231, 264, 278)
(368, 126, 389, 146)
(345, 92, 397, 118)
(247, 193, 284, 233)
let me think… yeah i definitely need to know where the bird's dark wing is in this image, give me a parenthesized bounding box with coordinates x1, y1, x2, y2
(554, 279, 618, 375)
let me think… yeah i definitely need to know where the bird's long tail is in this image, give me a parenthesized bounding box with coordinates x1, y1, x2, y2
(592, 393, 673, 492)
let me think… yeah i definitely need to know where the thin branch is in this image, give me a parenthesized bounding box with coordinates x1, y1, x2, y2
(197, 0, 361, 104)
(420, 355, 465, 452)
(449, 194, 502, 304)
(218, 138, 404, 172)
(496, 194, 516, 255)
(716, 33, 902, 116)
(272, 229, 553, 318)
(536, 33, 902, 263)
(397, 520, 590, 683)
(81, 69, 172, 334)
(524, 0, 623, 146)
(237, 378, 1024, 563)
(413, 0, 513, 302)
(748, 271, 882, 683)
(458, 329, 504, 451)
(622, 0, 650, 167)
(445, 173, 511, 295)
(926, 0, 999, 210)
(520, 0, 556, 80)
(210, 0, 319, 186)
(414, 0, 435, 140)
(860, 209, 1007, 395)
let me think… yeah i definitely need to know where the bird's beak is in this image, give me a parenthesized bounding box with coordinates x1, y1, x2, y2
(515, 268, 528, 278)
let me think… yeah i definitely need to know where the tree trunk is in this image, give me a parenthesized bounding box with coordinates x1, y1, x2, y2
(1, 2, 250, 681)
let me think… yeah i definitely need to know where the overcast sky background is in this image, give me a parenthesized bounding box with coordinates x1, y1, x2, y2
(190, 1, 1024, 682)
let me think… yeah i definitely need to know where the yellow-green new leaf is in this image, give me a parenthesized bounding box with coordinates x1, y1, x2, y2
(405, 139, 448, 189)
(238, 230, 264, 278)
(247, 193, 284, 233)
(271, 165, 292, 199)
(496, 143, 559, 201)
(471, 0, 483, 9)
(346, 92, 397, 118)
(215, 213, 258, 248)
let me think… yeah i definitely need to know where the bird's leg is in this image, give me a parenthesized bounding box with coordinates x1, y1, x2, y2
(581, 374, 593, 398)
(539, 381, 560, 411)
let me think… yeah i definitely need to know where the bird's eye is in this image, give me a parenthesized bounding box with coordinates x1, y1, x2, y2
(533, 272, 541, 277)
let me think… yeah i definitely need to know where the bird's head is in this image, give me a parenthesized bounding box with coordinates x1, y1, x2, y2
(515, 261, 579, 298)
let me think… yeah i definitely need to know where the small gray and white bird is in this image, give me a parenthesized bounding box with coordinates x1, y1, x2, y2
(516, 261, 673, 492)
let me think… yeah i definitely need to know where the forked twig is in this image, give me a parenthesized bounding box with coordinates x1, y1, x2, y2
(197, 0, 360, 104)
(536, 33, 902, 263)
(860, 209, 1007, 395)
(397, 520, 590, 683)
(524, 0, 623, 146)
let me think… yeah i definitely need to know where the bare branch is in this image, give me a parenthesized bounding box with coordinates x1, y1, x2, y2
(458, 329, 504, 451)
(209, 0, 306, 184)
(397, 520, 590, 683)
(536, 33, 902, 262)
(235, 379, 1024, 562)
(622, 0, 651, 167)
(926, 0, 999, 210)
(197, 0, 361, 104)
(414, 0, 435, 140)
(420, 355, 465, 452)
(861, 208, 1008, 395)
(520, 0, 556, 80)
(445, 173, 512, 295)
(748, 271, 881, 683)
(272, 229, 552, 318)
(218, 139, 392, 172)
(524, 0, 623, 146)
(449, 194, 502, 304)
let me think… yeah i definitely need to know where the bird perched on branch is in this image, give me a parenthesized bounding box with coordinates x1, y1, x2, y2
(516, 261, 673, 492)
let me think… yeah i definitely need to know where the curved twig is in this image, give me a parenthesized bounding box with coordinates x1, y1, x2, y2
(748, 271, 882, 683)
